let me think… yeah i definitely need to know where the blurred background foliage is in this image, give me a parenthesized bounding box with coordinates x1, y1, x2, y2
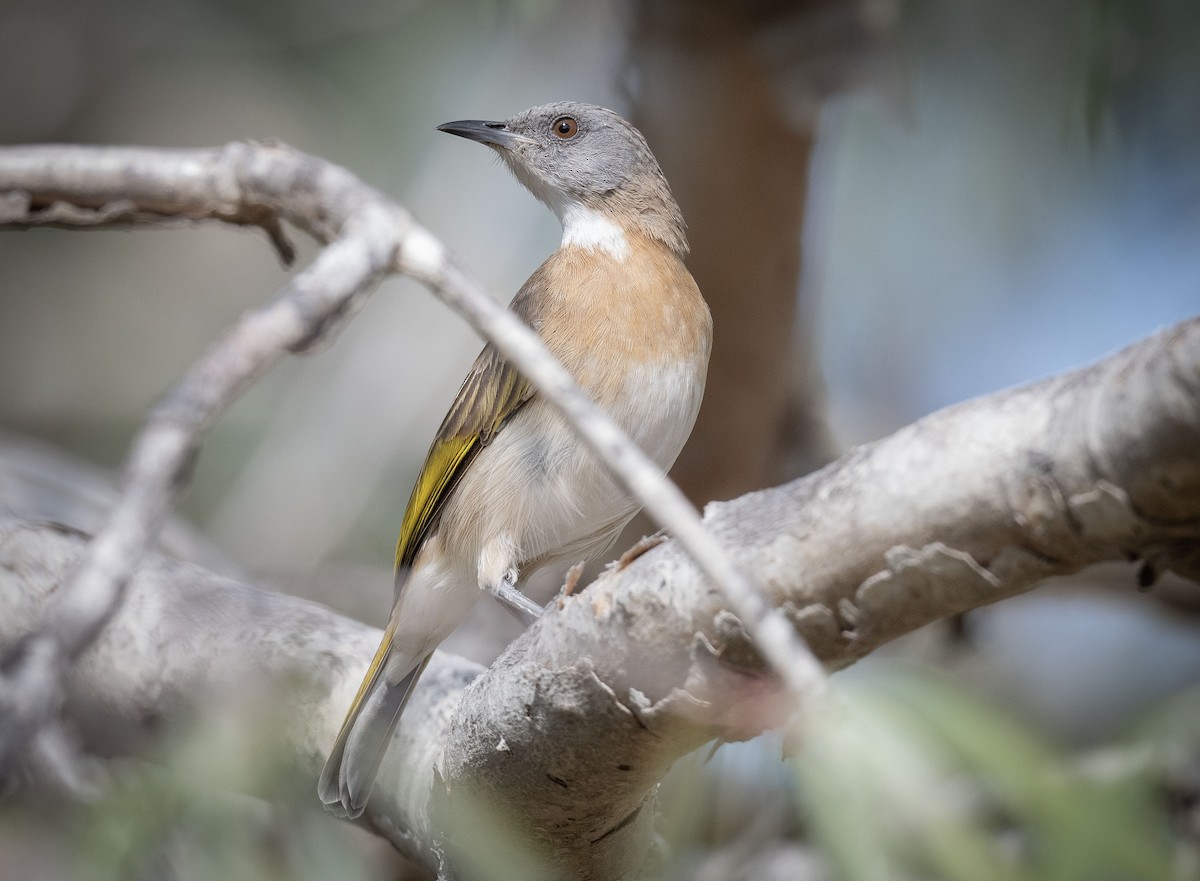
(1, 0, 1199, 878)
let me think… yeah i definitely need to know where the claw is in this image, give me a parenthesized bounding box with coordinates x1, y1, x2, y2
(488, 571, 544, 625)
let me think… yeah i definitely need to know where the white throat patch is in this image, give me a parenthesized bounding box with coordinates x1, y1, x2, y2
(560, 203, 630, 261)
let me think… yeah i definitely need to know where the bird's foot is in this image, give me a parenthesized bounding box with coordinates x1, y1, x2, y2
(488, 570, 544, 625)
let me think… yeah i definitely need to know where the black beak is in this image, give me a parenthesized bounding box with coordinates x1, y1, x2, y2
(436, 119, 524, 149)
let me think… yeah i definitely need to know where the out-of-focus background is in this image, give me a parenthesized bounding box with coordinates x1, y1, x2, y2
(2, 1, 1199, 879)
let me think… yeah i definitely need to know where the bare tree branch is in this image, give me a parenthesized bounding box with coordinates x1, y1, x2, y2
(0, 144, 820, 789)
(436, 316, 1200, 878)
(0, 429, 240, 577)
(0, 315, 1195, 877)
(0, 143, 408, 774)
(0, 517, 465, 867)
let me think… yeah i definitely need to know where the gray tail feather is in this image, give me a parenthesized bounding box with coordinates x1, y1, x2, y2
(318, 653, 431, 819)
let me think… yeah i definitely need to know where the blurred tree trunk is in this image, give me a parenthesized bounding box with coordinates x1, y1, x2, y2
(628, 0, 888, 502)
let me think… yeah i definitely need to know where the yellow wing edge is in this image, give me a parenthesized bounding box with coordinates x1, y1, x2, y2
(392, 351, 534, 572)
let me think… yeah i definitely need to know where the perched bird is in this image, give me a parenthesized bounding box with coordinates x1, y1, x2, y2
(318, 102, 712, 818)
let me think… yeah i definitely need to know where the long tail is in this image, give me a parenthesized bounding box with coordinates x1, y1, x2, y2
(318, 622, 431, 819)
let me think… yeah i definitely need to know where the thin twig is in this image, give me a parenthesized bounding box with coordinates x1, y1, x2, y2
(0, 143, 408, 768)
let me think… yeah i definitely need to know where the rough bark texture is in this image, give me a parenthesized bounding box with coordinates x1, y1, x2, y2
(435, 318, 1200, 878)
(2, 317, 1196, 879)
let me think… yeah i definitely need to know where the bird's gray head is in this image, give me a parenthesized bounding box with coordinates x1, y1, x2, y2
(438, 102, 688, 257)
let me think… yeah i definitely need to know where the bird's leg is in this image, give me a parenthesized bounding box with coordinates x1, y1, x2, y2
(479, 537, 543, 624)
(488, 568, 544, 625)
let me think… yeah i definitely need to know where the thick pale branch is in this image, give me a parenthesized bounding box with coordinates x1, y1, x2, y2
(0, 317, 1195, 878)
(0, 518, 463, 866)
(438, 317, 1200, 878)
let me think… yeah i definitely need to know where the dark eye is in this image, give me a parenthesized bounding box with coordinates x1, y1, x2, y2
(552, 116, 578, 139)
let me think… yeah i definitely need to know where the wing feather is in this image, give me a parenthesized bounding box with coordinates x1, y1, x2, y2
(394, 345, 534, 570)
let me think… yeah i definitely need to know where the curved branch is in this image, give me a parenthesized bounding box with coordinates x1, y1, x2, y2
(0, 143, 811, 778)
(0, 143, 410, 769)
(1, 317, 1196, 878)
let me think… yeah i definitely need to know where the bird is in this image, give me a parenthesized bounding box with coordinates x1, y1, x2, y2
(318, 102, 712, 819)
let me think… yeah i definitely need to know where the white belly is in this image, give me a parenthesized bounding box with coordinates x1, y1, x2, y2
(435, 355, 706, 587)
